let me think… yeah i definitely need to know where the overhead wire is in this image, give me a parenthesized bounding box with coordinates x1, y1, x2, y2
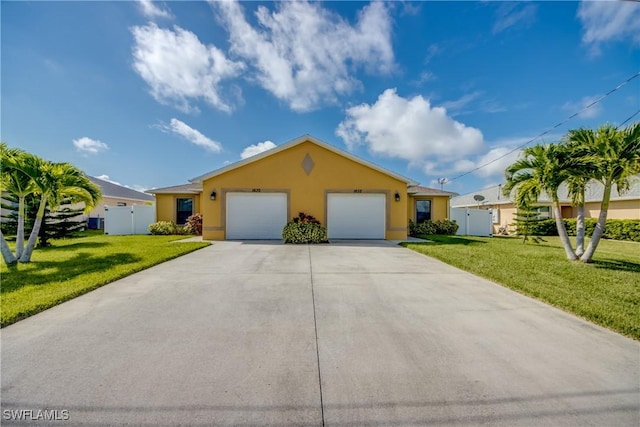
(445, 71, 640, 184)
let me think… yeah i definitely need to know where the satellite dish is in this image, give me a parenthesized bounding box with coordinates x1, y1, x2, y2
(473, 195, 485, 202)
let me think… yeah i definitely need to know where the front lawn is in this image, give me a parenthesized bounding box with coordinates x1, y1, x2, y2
(403, 235, 640, 340)
(1, 233, 210, 327)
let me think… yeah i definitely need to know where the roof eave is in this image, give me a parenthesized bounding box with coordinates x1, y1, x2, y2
(190, 134, 418, 185)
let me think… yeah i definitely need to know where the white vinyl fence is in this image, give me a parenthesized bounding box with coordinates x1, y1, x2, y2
(104, 205, 156, 235)
(450, 208, 493, 237)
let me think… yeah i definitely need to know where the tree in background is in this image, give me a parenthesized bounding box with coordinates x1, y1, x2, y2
(510, 202, 546, 244)
(503, 121, 639, 263)
(503, 143, 577, 260)
(1, 143, 102, 264)
(570, 123, 640, 263)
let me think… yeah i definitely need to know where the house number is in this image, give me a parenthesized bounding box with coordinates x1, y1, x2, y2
(252, 188, 261, 192)
(353, 189, 363, 193)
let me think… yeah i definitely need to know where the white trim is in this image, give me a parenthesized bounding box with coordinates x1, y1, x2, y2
(190, 134, 418, 186)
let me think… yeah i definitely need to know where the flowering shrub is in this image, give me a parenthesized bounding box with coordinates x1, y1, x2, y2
(184, 213, 203, 235)
(282, 212, 327, 243)
(148, 221, 177, 235)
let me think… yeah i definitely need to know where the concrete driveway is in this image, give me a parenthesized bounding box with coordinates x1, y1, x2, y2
(1, 241, 638, 426)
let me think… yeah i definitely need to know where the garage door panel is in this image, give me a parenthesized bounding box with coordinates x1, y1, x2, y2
(327, 194, 385, 239)
(226, 193, 287, 240)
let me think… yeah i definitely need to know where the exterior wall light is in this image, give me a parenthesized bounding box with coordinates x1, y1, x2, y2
(395, 191, 401, 202)
(210, 190, 217, 201)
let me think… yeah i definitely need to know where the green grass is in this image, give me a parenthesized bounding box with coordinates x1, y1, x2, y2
(403, 235, 640, 340)
(1, 233, 210, 327)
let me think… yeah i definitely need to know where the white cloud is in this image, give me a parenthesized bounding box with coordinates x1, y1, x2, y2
(578, 0, 640, 55)
(137, 0, 172, 19)
(562, 95, 603, 119)
(240, 140, 277, 159)
(157, 118, 222, 153)
(336, 88, 484, 164)
(73, 137, 109, 155)
(214, 0, 394, 112)
(131, 23, 245, 113)
(492, 2, 537, 34)
(472, 146, 523, 178)
(411, 71, 436, 87)
(441, 91, 483, 112)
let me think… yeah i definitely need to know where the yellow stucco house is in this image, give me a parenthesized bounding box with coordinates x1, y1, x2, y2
(148, 135, 455, 241)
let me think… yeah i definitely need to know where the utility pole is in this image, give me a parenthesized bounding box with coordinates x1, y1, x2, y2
(438, 177, 447, 190)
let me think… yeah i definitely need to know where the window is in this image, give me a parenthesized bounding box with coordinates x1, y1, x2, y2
(533, 206, 550, 219)
(416, 200, 431, 223)
(176, 198, 193, 225)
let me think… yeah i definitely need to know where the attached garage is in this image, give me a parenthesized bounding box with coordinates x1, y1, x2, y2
(150, 135, 454, 241)
(327, 193, 386, 239)
(226, 192, 288, 239)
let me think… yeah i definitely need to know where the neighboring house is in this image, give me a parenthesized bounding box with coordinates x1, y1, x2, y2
(147, 135, 456, 240)
(451, 175, 640, 234)
(86, 176, 156, 228)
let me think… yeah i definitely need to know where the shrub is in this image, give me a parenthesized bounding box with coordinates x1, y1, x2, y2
(518, 218, 640, 242)
(184, 213, 203, 235)
(148, 221, 176, 235)
(282, 212, 327, 244)
(408, 219, 458, 236)
(526, 219, 558, 236)
(601, 219, 640, 242)
(434, 219, 459, 235)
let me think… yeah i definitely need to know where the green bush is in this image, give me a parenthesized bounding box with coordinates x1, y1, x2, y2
(525, 219, 558, 236)
(600, 219, 640, 242)
(434, 219, 459, 235)
(408, 219, 458, 236)
(521, 218, 640, 242)
(148, 221, 177, 235)
(562, 218, 597, 237)
(282, 212, 327, 244)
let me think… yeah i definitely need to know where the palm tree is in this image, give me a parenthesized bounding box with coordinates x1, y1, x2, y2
(1, 144, 36, 260)
(503, 143, 578, 260)
(576, 123, 640, 263)
(563, 130, 600, 257)
(564, 175, 589, 256)
(20, 161, 102, 263)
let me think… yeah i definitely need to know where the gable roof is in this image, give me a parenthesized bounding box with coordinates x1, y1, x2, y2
(451, 175, 640, 207)
(190, 134, 419, 186)
(89, 176, 155, 202)
(146, 183, 203, 195)
(408, 186, 458, 197)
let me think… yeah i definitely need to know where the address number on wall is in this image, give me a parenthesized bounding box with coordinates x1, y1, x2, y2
(252, 188, 261, 192)
(353, 189, 363, 193)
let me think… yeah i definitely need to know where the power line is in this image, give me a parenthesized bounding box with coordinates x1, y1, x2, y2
(446, 71, 640, 183)
(618, 109, 640, 128)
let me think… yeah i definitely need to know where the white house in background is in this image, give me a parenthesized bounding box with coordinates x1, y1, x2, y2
(86, 176, 155, 229)
(450, 175, 640, 234)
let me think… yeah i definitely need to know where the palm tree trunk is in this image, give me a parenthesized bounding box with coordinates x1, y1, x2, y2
(552, 202, 577, 261)
(1, 231, 17, 265)
(575, 204, 585, 257)
(16, 195, 25, 259)
(581, 181, 611, 263)
(19, 195, 46, 263)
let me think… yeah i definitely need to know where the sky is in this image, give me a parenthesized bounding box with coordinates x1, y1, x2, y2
(2, 0, 639, 196)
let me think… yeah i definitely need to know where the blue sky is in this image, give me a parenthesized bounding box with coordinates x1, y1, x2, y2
(2, 1, 639, 195)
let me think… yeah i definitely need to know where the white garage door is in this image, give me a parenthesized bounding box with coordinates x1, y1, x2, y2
(226, 193, 287, 239)
(327, 193, 386, 239)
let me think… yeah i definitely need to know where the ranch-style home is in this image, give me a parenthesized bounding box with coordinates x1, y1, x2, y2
(451, 175, 640, 235)
(148, 135, 456, 241)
